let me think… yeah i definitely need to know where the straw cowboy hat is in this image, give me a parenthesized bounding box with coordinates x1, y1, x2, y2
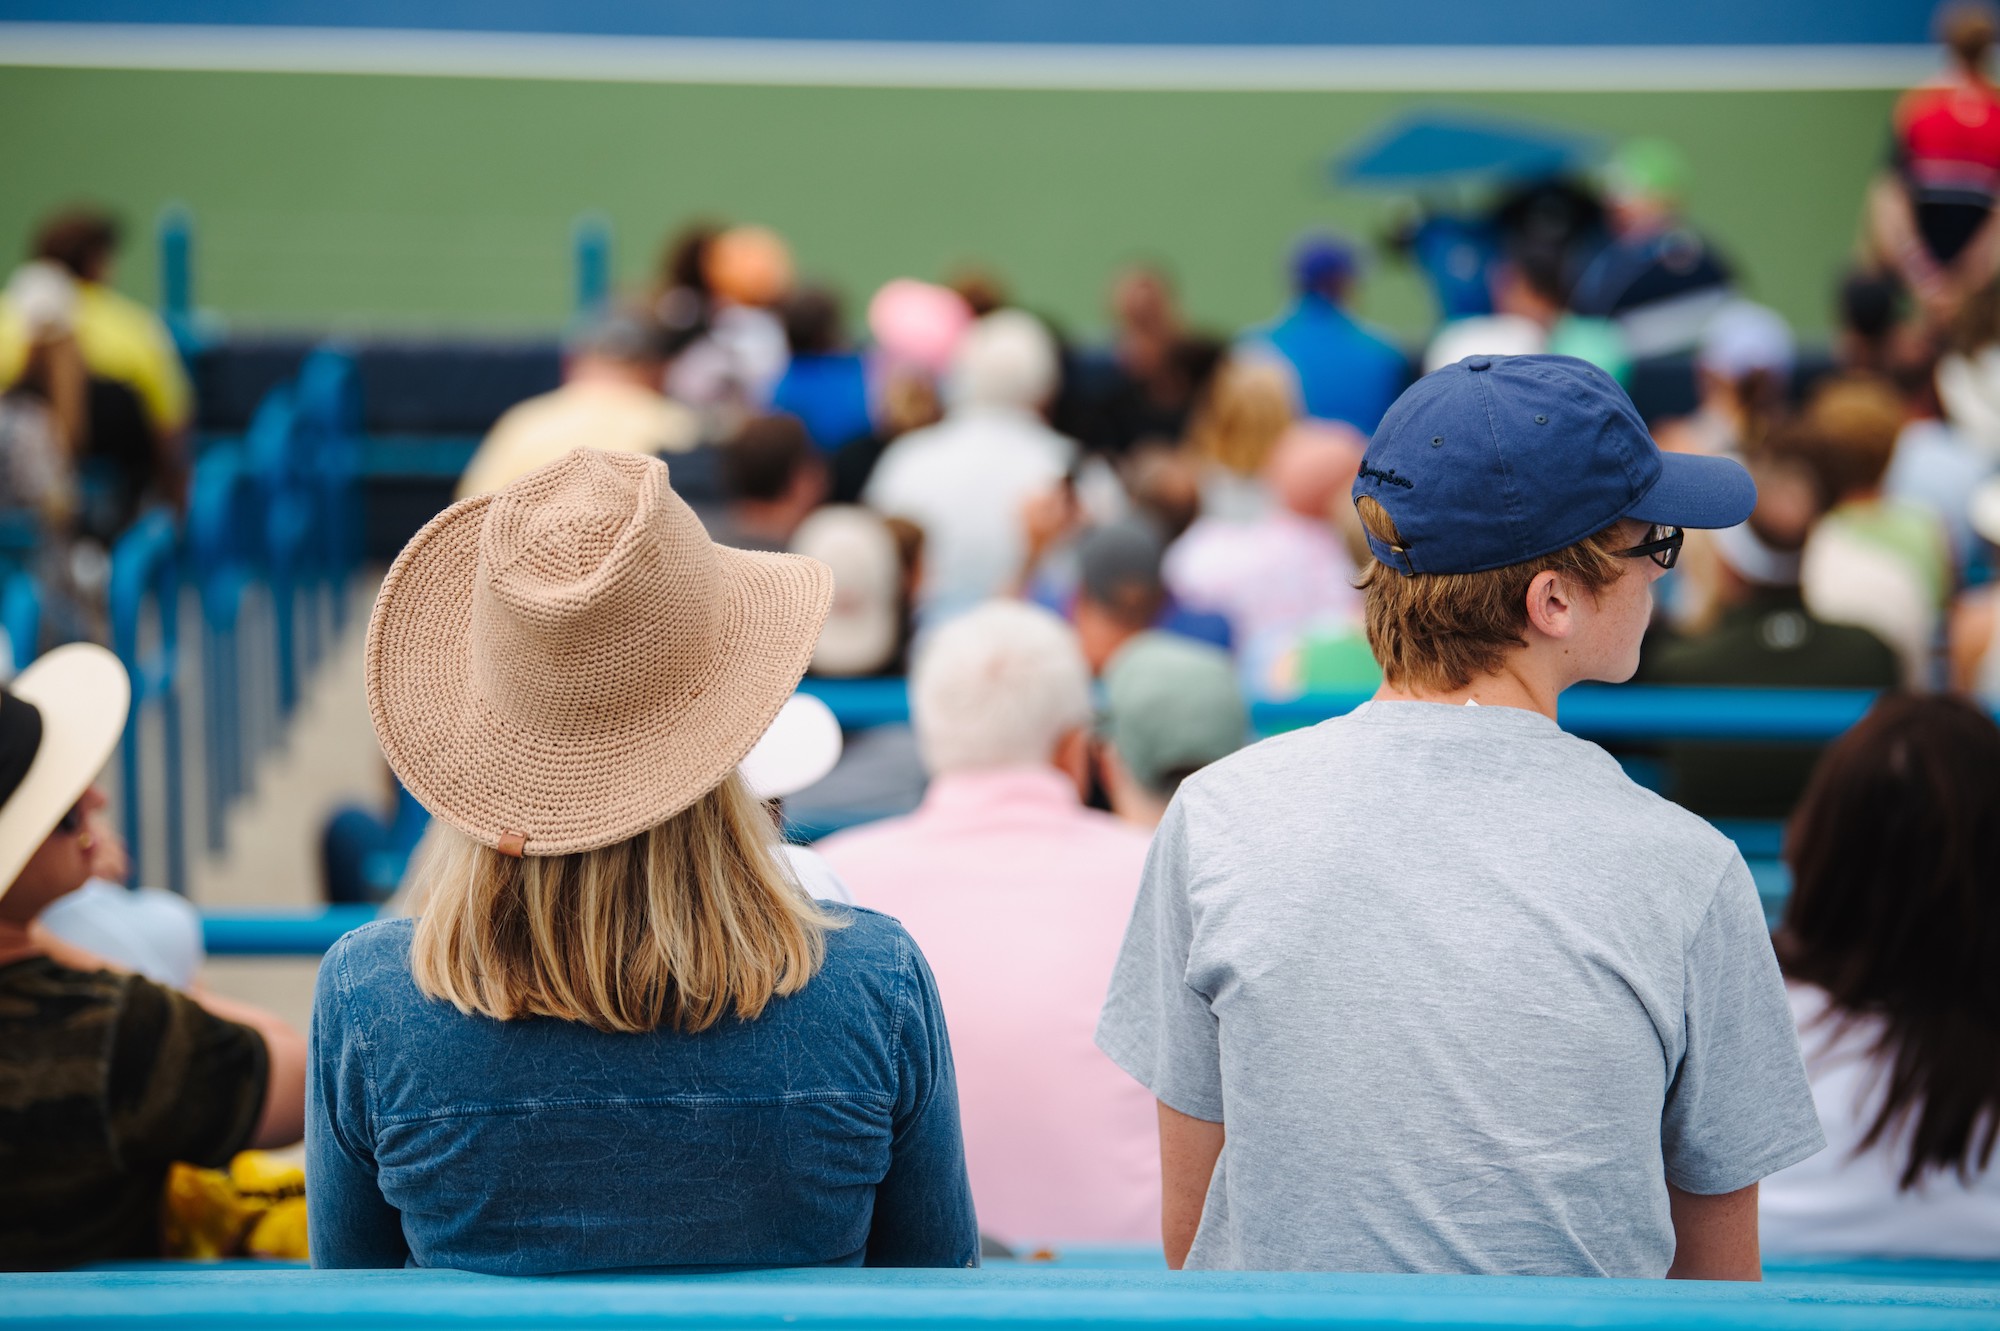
(366, 448, 832, 857)
(0, 643, 130, 898)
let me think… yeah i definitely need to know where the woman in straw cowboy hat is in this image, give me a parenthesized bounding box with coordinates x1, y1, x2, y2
(0, 644, 306, 1270)
(308, 448, 975, 1273)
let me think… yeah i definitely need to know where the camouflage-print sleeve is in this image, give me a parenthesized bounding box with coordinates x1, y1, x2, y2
(106, 977, 269, 1169)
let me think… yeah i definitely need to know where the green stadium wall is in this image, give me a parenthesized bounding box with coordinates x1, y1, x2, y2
(0, 67, 1896, 341)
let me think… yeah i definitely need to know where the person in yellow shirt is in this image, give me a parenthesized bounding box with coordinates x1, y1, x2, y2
(0, 210, 193, 537)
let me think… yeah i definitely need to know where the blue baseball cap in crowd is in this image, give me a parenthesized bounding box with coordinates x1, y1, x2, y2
(1351, 354, 1755, 575)
(1291, 233, 1358, 292)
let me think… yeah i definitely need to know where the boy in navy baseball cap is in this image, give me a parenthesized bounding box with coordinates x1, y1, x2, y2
(1348, 353, 1755, 710)
(1097, 355, 1822, 1279)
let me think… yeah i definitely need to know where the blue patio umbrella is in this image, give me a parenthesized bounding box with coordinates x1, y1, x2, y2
(1335, 112, 1603, 190)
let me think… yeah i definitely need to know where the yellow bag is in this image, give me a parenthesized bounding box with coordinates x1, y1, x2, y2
(161, 1151, 308, 1260)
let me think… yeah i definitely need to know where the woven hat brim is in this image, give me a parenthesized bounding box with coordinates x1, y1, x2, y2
(365, 496, 833, 857)
(0, 644, 130, 900)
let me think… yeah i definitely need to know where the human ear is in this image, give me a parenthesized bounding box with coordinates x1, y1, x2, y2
(1523, 570, 1576, 641)
(1051, 727, 1093, 799)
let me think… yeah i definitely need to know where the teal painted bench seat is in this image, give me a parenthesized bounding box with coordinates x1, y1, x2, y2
(10, 1266, 1999, 1330)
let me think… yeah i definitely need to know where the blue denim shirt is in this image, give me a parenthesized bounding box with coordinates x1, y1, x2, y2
(306, 911, 977, 1273)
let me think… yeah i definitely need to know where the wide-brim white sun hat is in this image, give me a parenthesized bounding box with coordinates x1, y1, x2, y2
(1971, 475, 2000, 549)
(790, 505, 902, 677)
(0, 643, 130, 900)
(739, 693, 844, 801)
(366, 448, 833, 858)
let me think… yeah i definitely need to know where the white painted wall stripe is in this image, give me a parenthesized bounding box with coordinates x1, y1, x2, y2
(0, 23, 1941, 92)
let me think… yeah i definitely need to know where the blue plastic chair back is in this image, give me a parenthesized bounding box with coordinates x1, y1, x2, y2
(108, 510, 186, 896)
(0, 507, 42, 576)
(295, 346, 364, 625)
(186, 443, 262, 851)
(246, 385, 307, 496)
(187, 443, 255, 589)
(1, 566, 40, 671)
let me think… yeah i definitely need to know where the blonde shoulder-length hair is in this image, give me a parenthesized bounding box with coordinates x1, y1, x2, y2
(409, 771, 844, 1034)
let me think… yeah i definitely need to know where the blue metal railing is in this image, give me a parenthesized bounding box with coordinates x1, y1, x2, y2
(2, 565, 40, 670)
(797, 679, 1953, 742)
(573, 214, 613, 317)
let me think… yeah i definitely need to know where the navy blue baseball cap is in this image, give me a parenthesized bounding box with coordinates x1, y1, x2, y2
(1351, 354, 1755, 575)
(1291, 233, 1358, 292)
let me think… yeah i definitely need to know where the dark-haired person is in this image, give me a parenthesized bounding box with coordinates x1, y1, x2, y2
(0, 208, 192, 537)
(1099, 355, 1823, 1277)
(1759, 694, 2000, 1258)
(703, 412, 828, 552)
(0, 644, 305, 1269)
(771, 285, 873, 455)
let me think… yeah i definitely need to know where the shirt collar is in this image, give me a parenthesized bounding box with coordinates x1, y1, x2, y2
(920, 765, 1080, 819)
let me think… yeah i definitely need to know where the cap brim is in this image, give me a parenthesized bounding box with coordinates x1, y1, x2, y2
(0, 643, 130, 899)
(1627, 450, 1757, 531)
(366, 497, 833, 857)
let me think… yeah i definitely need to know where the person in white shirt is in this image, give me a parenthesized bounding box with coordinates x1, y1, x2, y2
(863, 310, 1079, 624)
(1761, 693, 2000, 1260)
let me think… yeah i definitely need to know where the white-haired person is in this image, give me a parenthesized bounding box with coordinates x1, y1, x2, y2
(308, 449, 975, 1273)
(0, 645, 306, 1270)
(818, 601, 1158, 1248)
(864, 310, 1106, 623)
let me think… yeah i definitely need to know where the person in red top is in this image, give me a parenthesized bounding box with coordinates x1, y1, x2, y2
(1872, 3, 2000, 325)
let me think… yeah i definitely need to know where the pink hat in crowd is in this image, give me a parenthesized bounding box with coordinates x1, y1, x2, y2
(867, 280, 974, 375)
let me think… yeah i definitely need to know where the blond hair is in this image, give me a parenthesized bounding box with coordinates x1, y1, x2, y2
(1188, 359, 1293, 477)
(409, 772, 842, 1034)
(1355, 496, 1627, 692)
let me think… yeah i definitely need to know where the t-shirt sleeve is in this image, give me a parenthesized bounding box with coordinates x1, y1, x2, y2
(1660, 856, 1826, 1194)
(106, 976, 269, 1169)
(1094, 794, 1224, 1122)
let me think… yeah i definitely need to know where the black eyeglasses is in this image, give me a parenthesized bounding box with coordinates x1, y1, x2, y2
(1613, 524, 1684, 570)
(55, 800, 87, 836)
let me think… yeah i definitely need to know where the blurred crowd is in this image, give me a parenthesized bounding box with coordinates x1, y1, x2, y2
(1, 0, 1998, 1278)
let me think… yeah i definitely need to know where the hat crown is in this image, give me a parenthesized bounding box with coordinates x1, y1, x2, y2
(469, 450, 719, 733)
(1353, 354, 1657, 575)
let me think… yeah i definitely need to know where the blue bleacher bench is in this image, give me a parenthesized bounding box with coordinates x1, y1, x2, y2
(12, 1266, 1999, 1330)
(202, 906, 381, 957)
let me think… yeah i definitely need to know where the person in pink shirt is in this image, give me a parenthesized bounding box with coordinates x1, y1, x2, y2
(1162, 420, 1366, 657)
(817, 600, 1158, 1248)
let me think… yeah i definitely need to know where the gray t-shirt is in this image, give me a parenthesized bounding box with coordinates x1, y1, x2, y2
(1095, 700, 1824, 1276)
